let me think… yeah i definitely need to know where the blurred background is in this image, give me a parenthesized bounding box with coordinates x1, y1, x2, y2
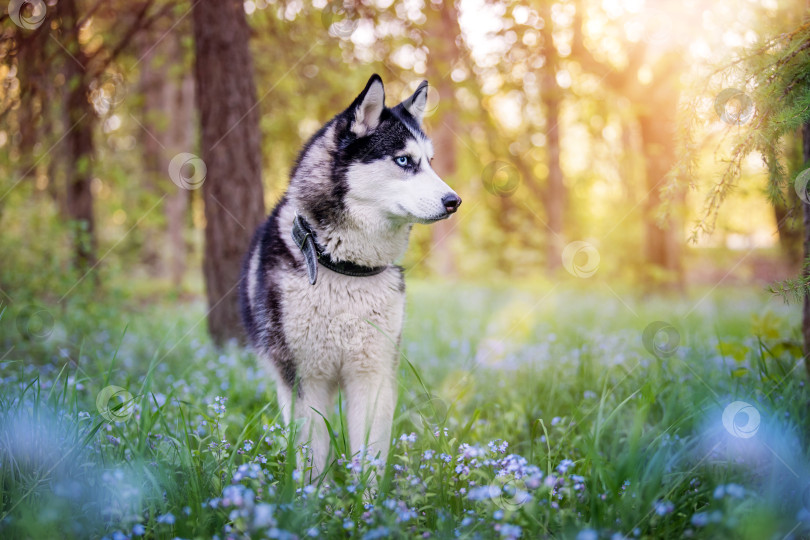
(2, 0, 808, 344)
(4, 2, 810, 539)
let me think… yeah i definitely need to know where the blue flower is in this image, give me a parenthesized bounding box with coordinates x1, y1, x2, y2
(654, 500, 674, 516)
(576, 529, 598, 540)
(691, 512, 709, 527)
(156, 513, 175, 525)
(499, 524, 522, 539)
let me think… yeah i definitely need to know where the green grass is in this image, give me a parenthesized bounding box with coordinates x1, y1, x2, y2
(1, 282, 809, 539)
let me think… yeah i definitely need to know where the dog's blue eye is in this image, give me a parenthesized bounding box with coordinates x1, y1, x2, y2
(395, 156, 410, 167)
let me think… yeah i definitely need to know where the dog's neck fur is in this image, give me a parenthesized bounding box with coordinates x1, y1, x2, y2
(288, 124, 413, 268)
(312, 212, 412, 268)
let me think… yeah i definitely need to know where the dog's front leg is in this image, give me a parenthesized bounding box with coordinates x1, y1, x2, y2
(342, 367, 397, 470)
(283, 378, 336, 482)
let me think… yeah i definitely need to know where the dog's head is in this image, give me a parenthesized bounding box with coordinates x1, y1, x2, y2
(325, 74, 461, 226)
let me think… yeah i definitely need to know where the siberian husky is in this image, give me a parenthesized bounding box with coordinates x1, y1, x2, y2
(239, 74, 461, 479)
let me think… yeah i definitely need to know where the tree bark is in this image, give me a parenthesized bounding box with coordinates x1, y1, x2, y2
(137, 26, 193, 286)
(166, 71, 194, 289)
(801, 122, 810, 374)
(635, 53, 685, 289)
(424, 0, 461, 277)
(193, 0, 265, 345)
(59, 0, 97, 272)
(572, 4, 684, 288)
(538, 1, 565, 270)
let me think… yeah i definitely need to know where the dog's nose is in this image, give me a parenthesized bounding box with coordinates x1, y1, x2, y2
(442, 193, 462, 214)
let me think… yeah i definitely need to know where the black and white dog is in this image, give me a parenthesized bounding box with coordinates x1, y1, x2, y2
(239, 74, 461, 478)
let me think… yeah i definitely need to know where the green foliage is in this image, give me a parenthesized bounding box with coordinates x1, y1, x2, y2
(1, 284, 807, 539)
(679, 21, 810, 241)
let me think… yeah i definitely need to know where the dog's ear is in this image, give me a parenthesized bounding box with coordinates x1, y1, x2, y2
(400, 80, 428, 124)
(349, 74, 385, 136)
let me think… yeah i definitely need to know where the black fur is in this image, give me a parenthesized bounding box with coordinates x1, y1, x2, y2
(240, 74, 424, 391)
(239, 198, 300, 389)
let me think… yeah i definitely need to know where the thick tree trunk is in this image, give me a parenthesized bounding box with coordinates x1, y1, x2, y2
(638, 112, 683, 288)
(193, 0, 265, 345)
(636, 54, 685, 289)
(424, 1, 461, 277)
(539, 2, 565, 271)
(801, 122, 810, 374)
(60, 0, 96, 272)
(428, 75, 458, 276)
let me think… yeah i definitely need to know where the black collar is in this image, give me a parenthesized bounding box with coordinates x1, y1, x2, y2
(291, 214, 388, 285)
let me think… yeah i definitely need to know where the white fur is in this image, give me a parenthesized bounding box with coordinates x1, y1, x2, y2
(274, 204, 404, 479)
(351, 79, 385, 137)
(247, 77, 459, 483)
(346, 139, 454, 226)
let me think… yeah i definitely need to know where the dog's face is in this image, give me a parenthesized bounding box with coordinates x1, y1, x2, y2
(334, 75, 461, 225)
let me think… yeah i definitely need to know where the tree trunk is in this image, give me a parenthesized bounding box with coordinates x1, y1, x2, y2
(801, 122, 810, 373)
(775, 132, 804, 266)
(636, 53, 685, 289)
(166, 71, 194, 289)
(137, 26, 193, 286)
(193, 0, 265, 345)
(60, 0, 97, 272)
(136, 27, 166, 276)
(539, 1, 565, 270)
(424, 1, 461, 277)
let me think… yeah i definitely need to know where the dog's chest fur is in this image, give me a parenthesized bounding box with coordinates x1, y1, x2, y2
(247, 201, 406, 385)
